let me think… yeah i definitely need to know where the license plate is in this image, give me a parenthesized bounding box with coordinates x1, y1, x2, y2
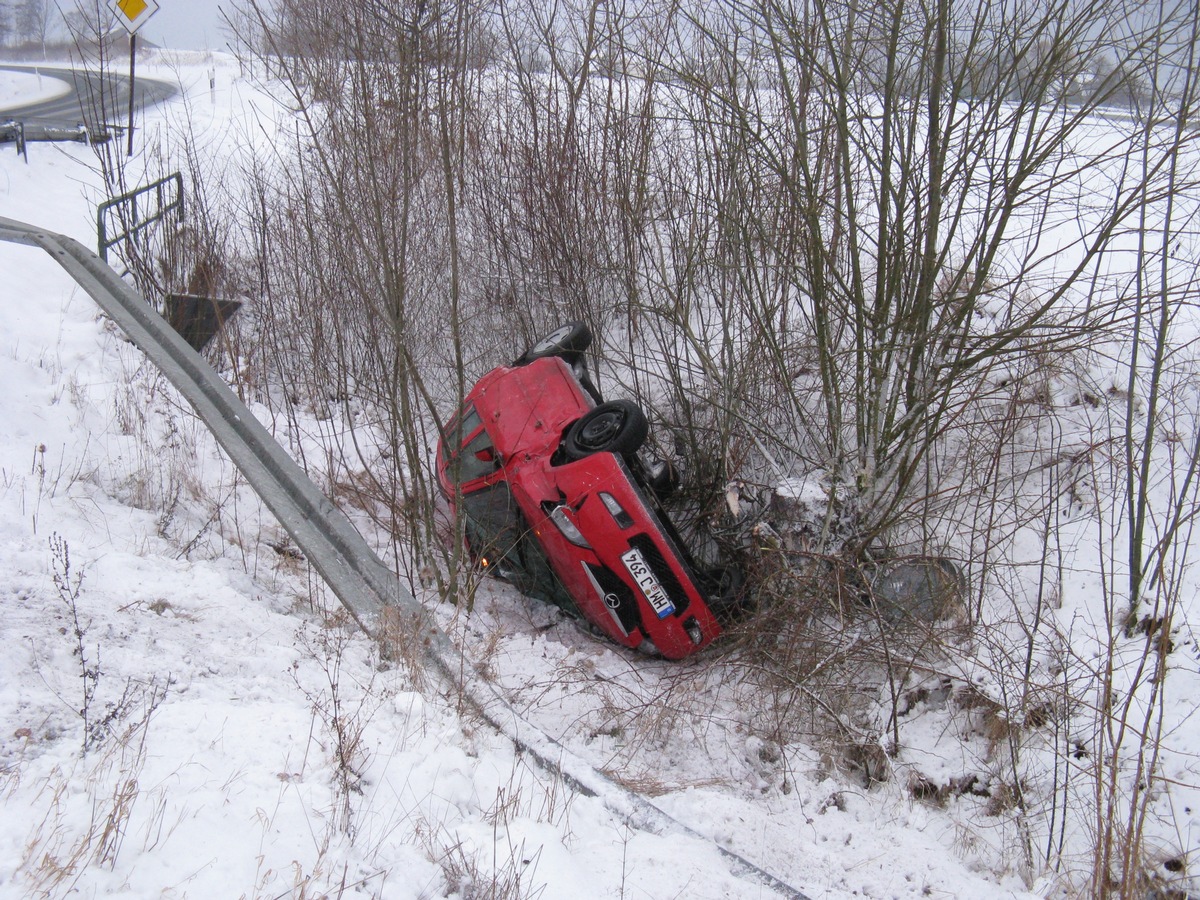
(621, 547, 675, 618)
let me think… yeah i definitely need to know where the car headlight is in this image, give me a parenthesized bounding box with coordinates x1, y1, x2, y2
(549, 505, 591, 548)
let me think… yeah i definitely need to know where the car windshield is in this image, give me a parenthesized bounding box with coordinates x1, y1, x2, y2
(461, 482, 578, 617)
(444, 405, 499, 484)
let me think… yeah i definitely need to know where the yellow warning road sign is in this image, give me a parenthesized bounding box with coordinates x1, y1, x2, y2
(112, 0, 159, 34)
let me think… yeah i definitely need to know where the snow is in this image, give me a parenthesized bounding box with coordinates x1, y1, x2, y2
(0, 50, 1194, 899)
(0, 68, 72, 111)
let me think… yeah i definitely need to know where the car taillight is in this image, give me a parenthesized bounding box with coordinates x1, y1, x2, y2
(549, 505, 591, 548)
(599, 492, 634, 529)
(684, 617, 703, 645)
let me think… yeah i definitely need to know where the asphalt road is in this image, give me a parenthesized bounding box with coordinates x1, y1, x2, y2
(0, 64, 177, 127)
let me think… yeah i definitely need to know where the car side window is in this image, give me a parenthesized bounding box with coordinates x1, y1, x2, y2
(446, 405, 499, 484)
(446, 406, 482, 449)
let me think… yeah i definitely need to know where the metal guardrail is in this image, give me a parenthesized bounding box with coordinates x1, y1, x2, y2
(96, 171, 183, 261)
(0, 214, 404, 636)
(2, 119, 119, 162)
(1, 120, 26, 160)
(0, 215, 812, 900)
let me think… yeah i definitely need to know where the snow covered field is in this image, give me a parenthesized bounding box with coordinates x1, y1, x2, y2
(0, 53, 1195, 899)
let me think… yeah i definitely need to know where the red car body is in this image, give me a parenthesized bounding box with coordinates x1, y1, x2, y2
(437, 354, 726, 659)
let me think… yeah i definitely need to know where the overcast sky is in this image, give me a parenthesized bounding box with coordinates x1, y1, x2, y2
(137, 1, 233, 51)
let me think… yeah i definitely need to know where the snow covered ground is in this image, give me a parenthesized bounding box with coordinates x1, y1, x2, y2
(0, 53, 1193, 899)
(0, 68, 71, 109)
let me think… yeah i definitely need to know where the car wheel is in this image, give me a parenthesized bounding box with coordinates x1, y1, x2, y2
(520, 322, 592, 362)
(564, 400, 648, 458)
(645, 456, 680, 500)
(706, 565, 750, 620)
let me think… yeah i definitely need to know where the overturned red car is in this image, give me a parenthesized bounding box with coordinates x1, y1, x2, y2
(436, 323, 737, 659)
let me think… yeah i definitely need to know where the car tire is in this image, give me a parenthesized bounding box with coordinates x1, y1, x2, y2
(564, 400, 648, 459)
(644, 456, 680, 500)
(519, 322, 592, 363)
(710, 566, 748, 616)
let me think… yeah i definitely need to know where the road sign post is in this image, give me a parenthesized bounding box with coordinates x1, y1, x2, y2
(111, 0, 159, 157)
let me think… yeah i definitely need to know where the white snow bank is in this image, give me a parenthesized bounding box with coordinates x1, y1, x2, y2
(0, 67, 72, 111)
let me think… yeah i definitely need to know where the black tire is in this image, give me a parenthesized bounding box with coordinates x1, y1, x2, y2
(519, 322, 592, 363)
(564, 400, 648, 459)
(705, 565, 751, 621)
(645, 456, 680, 500)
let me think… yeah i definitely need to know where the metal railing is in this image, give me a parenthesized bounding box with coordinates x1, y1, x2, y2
(96, 171, 183, 261)
(3, 119, 119, 163)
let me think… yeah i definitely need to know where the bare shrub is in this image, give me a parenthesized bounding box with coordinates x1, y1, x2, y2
(48, 534, 169, 754)
(17, 679, 164, 895)
(413, 757, 574, 900)
(433, 831, 546, 900)
(292, 599, 385, 838)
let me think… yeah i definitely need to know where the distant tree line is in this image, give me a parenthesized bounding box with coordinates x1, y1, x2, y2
(0, 0, 130, 57)
(0, 0, 56, 52)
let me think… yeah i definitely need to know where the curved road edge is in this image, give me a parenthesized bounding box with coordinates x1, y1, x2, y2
(0, 63, 178, 124)
(0, 215, 813, 900)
